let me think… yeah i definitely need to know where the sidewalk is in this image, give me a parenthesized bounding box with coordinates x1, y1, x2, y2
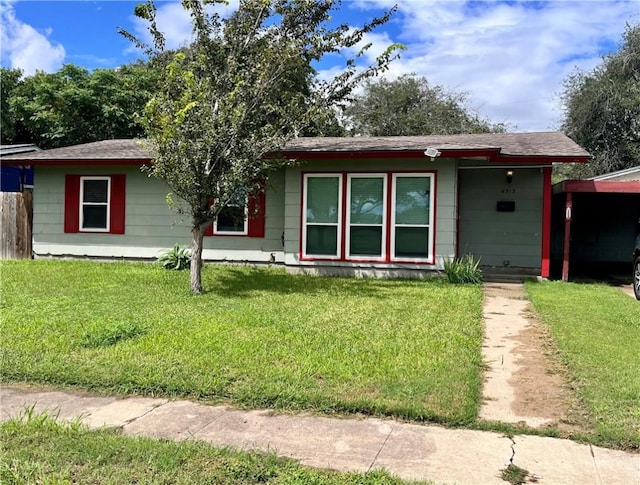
(1, 282, 639, 484)
(1, 385, 638, 484)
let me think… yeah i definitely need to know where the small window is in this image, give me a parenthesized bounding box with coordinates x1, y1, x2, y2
(80, 177, 110, 232)
(214, 189, 248, 235)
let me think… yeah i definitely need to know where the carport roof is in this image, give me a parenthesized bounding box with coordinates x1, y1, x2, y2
(553, 179, 640, 194)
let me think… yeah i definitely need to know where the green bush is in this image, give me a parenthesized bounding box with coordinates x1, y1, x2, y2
(158, 244, 191, 270)
(443, 254, 483, 284)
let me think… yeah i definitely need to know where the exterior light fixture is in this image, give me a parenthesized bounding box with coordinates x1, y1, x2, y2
(424, 147, 441, 160)
(506, 170, 514, 184)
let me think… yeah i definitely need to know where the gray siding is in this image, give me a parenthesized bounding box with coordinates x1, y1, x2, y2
(33, 165, 285, 261)
(458, 167, 543, 268)
(283, 157, 457, 271)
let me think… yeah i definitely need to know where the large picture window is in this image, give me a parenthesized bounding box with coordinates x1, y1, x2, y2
(392, 175, 432, 260)
(301, 172, 435, 263)
(303, 174, 342, 258)
(347, 175, 386, 259)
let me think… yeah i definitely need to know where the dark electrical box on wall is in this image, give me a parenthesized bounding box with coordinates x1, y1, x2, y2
(496, 201, 515, 212)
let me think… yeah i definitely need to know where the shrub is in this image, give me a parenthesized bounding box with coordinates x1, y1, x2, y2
(443, 254, 483, 284)
(158, 244, 191, 270)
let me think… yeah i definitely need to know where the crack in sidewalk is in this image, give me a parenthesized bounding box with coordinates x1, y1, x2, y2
(367, 425, 394, 472)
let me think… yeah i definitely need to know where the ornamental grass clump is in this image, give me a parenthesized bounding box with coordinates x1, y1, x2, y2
(443, 254, 483, 284)
(158, 244, 191, 271)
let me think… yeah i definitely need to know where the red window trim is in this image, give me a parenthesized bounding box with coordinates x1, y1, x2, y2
(204, 186, 266, 238)
(64, 174, 126, 234)
(299, 170, 437, 265)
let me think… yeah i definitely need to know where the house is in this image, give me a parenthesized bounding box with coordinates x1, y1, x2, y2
(552, 165, 640, 280)
(0, 144, 39, 192)
(1, 132, 590, 278)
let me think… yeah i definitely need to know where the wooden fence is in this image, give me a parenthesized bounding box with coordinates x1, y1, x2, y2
(1, 191, 32, 259)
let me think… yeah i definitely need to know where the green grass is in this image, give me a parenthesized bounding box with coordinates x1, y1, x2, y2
(1, 260, 484, 425)
(525, 280, 640, 450)
(0, 410, 425, 484)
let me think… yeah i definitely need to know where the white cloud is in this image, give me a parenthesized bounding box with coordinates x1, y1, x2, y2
(128, 0, 240, 53)
(341, 0, 640, 131)
(0, 0, 65, 75)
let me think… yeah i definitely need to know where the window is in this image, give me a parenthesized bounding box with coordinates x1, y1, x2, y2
(347, 175, 386, 259)
(214, 189, 248, 235)
(64, 174, 126, 234)
(391, 175, 433, 260)
(80, 177, 110, 231)
(301, 172, 435, 263)
(302, 174, 342, 258)
(204, 187, 266, 238)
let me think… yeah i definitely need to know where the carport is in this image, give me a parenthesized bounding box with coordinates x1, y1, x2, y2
(552, 171, 640, 281)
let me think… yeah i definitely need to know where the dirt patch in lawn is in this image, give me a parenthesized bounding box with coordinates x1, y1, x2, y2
(510, 307, 591, 434)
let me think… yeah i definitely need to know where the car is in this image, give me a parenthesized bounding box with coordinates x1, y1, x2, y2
(634, 231, 640, 300)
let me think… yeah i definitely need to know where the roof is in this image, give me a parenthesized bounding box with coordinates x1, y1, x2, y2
(588, 165, 640, 181)
(0, 144, 41, 156)
(0, 139, 151, 165)
(283, 132, 591, 160)
(0, 132, 590, 166)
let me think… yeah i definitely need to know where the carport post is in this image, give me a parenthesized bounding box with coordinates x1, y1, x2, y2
(562, 192, 573, 281)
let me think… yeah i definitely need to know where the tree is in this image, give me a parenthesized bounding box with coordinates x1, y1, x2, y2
(6, 62, 159, 148)
(561, 23, 640, 178)
(123, 0, 401, 293)
(342, 74, 505, 136)
(0, 68, 24, 144)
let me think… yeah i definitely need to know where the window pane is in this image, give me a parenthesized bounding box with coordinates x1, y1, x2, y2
(395, 177, 430, 225)
(83, 179, 108, 203)
(306, 177, 339, 223)
(216, 206, 245, 232)
(306, 225, 337, 255)
(395, 227, 429, 258)
(83, 205, 108, 229)
(350, 177, 383, 224)
(350, 226, 382, 256)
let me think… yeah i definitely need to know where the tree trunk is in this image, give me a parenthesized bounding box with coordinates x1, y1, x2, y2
(190, 223, 207, 294)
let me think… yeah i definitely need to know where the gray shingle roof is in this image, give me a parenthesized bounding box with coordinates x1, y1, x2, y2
(0, 139, 151, 161)
(284, 132, 591, 158)
(0, 132, 590, 163)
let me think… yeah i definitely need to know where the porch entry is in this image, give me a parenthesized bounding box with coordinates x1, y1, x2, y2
(457, 167, 543, 270)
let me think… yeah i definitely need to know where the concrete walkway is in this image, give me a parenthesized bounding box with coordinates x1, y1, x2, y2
(1, 385, 638, 484)
(480, 282, 553, 427)
(1, 283, 639, 484)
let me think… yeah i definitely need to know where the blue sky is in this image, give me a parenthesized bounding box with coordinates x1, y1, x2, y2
(1, 0, 638, 131)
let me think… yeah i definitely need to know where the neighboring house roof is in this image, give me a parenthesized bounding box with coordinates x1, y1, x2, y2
(0, 144, 41, 156)
(588, 165, 640, 182)
(1, 132, 590, 166)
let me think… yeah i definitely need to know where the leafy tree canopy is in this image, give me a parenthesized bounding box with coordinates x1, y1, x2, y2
(3, 62, 159, 149)
(342, 73, 506, 136)
(560, 23, 640, 179)
(123, 0, 401, 293)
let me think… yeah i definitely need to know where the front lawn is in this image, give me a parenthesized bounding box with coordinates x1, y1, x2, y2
(1, 412, 422, 484)
(1, 261, 484, 424)
(525, 280, 640, 449)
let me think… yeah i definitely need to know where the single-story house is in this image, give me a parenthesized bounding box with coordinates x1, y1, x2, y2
(1, 132, 590, 278)
(552, 165, 640, 280)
